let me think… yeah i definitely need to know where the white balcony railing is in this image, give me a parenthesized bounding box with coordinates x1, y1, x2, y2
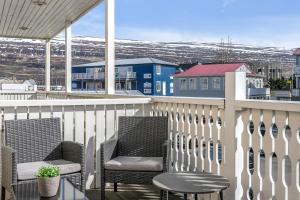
(1, 72, 300, 199)
(72, 72, 137, 80)
(72, 73, 105, 80)
(0, 97, 152, 190)
(0, 91, 39, 100)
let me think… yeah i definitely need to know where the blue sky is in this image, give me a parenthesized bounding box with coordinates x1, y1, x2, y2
(72, 0, 300, 48)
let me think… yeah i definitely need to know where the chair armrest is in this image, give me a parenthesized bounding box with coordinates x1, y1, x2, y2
(61, 141, 85, 167)
(61, 141, 85, 192)
(2, 146, 17, 188)
(162, 140, 170, 172)
(100, 138, 118, 166)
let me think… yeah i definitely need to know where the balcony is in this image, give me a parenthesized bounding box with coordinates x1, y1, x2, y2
(1, 73, 300, 199)
(72, 72, 136, 80)
(0, 1, 299, 199)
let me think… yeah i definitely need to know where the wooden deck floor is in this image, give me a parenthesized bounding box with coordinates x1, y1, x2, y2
(86, 185, 221, 200)
(86, 184, 184, 200)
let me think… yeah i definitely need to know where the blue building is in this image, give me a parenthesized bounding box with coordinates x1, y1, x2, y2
(72, 58, 178, 96)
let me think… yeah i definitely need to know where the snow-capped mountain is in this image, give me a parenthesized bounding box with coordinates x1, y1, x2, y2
(0, 36, 295, 84)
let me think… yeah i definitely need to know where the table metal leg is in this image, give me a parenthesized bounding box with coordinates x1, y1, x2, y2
(194, 193, 198, 200)
(220, 191, 224, 200)
(114, 183, 117, 192)
(1, 187, 5, 200)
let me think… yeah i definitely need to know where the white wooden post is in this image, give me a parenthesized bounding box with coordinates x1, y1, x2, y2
(45, 40, 51, 92)
(224, 72, 246, 199)
(65, 24, 72, 93)
(105, 0, 115, 95)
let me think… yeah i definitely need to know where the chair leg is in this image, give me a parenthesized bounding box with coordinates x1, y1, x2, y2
(2, 186, 5, 200)
(160, 190, 163, 200)
(101, 182, 105, 200)
(114, 183, 117, 192)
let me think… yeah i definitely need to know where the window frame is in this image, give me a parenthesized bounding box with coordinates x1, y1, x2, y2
(156, 81, 161, 92)
(200, 77, 209, 90)
(212, 77, 221, 90)
(156, 64, 161, 75)
(179, 78, 187, 90)
(189, 78, 197, 90)
(170, 82, 174, 94)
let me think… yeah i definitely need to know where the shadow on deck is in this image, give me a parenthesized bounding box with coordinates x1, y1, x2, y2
(86, 184, 183, 200)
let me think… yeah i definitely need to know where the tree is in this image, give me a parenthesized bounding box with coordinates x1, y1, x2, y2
(266, 77, 291, 90)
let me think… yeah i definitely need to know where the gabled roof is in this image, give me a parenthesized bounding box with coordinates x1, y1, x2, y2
(73, 58, 178, 67)
(23, 79, 37, 85)
(174, 63, 247, 78)
(293, 48, 300, 56)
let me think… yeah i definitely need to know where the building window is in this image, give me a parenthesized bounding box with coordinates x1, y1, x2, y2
(156, 65, 161, 75)
(170, 82, 174, 94)
(179, 79, 187, 90)
(189, 78, 197, 90)
(200, 78, 208, 90)
(116, 83, 121, 90)
(127, 66, 133, 72)
(212, 78, 221, 90)
(156, 81, 161, 92)
(144, 73, 152, 79)
(144, 89, 152, 94)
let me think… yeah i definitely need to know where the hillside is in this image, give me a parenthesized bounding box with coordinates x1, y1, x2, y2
(0, 36, 295, 85)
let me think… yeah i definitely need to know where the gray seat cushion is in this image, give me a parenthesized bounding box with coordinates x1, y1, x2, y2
(17, 160, 81, 181)
(105, 156, 163, 172)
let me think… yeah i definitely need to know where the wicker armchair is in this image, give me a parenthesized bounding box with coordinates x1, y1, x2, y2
(100, 116, 169, 198)
(1, 118, 85, 199)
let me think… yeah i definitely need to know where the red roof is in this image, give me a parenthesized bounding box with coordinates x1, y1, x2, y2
(293, 48, 300, 56)
(174, 63, 247, 77)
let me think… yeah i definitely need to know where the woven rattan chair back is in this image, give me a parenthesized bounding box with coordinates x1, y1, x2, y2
(117, 116, 168, 157)
(5, 118, 62, 163)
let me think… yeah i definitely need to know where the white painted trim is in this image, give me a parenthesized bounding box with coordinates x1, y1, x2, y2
(0, 98, 151, 107)
(152, 96, 224, 107)
(65, 24, 72, 93)
(105, 0, 115, 95)
(45, 40, 51, 92)
(235, 99, 300, 112)
(200, 77, 209, 90)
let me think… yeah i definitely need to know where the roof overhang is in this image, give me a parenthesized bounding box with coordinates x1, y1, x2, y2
(0, 0, 102, 40)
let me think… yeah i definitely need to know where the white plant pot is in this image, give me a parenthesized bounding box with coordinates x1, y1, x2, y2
(37, 176, 60, 197)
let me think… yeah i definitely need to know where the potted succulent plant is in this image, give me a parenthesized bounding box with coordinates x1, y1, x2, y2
(36, 166, 61, 197)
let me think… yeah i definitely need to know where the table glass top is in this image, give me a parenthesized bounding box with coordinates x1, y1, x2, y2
(153, 172, 230, 194)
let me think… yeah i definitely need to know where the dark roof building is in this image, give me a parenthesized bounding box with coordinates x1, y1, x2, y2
(173, 63, 268, 99)
(293, 48, 300, 56)
(174, 63, 261, 78)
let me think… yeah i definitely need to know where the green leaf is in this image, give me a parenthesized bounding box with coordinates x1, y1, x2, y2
(36, 166, 60, 178)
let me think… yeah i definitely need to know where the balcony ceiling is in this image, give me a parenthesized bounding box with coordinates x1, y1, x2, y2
(0, 0, 101, 40)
